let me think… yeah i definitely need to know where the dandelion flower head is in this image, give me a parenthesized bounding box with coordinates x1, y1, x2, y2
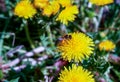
(57, 32, 94, 62)
(58, 64, 95, 82)
(89, 0, 113, 6)
(42, 0, 60, 17)
(50, 0, 60, 15)
(56, 5, 78, 25)
(14, 0, 36, 19)
(34, 0, 49, 9)
(99, 40, 115, 51)
(58, 0, 72, 7)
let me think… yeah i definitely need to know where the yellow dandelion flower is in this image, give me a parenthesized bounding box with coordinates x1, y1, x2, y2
(42, 0, 60, 17)
(58, 0, 72, 7)
(58, 64, 95, 82)
(57, 32, 94, 62)
(42, 5, 53, 17)
(89, 0, 113, 6)
(34, 0, 49, 9)
(50, 0, 60, 15)
(99, 40, 115, 51)
(56, 5, 79, 25)
(14, 0, 36, 19)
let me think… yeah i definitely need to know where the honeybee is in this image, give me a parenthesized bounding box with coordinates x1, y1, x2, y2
(63, 34, 72, 40)
(56, 34, 72, 46)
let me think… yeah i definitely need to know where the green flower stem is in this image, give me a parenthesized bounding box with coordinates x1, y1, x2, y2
(0, 19, 9, 57)
(0, 33, 4, 56)
(23, 20, 35, 49)
(45, 23, 54, 48)
(0, 18, 10, 63)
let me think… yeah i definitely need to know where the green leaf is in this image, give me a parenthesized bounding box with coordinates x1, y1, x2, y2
(0, 70, 4, 79)
(9, 77, 20, 82)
